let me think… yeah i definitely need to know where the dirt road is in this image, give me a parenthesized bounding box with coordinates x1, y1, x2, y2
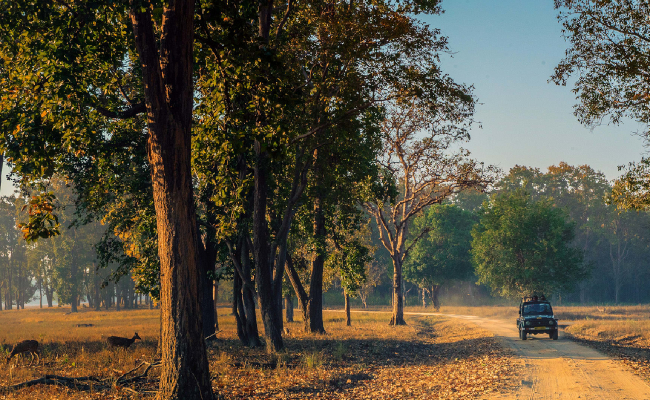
(405, 311, 650, 399)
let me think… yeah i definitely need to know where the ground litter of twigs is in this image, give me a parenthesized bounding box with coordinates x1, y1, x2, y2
(211, 312, 521, 399)
(0, 308, 521, 399)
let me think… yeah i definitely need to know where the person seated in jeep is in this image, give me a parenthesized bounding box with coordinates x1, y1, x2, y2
(522, 302, 553, 316)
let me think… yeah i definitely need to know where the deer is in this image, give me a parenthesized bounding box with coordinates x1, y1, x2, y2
(107, 332, 141, 349)
(6, 340, 40, 365)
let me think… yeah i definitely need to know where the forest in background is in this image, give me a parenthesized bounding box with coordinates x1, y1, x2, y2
(2, 161, 648, 314)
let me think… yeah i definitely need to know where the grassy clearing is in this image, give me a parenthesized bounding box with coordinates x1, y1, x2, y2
(0, 307, 520, 399)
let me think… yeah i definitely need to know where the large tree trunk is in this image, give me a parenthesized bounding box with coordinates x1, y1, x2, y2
(284, 293, 293, 323)
(231, 237, 262, 348)
(252, 150, 283, 350)
(130, 3, 212, 399)
(233, 273, 248, 344)
(421, 288, 427, 308)
(70, 253, 78, 313)
(285, 253, 310, 332)
(344, 291, 351, 326)
(432, 285, 441, 311)
(17, 268, 22, 309)
(389, 257, 405, 325)
(94, 270, 101, 311)
(213, 279, 219, 331)
(307, 195, 326, 333)
(199, 240, 216, 340)
(7, 259, 12, 310)
(46, 284, 53, 308)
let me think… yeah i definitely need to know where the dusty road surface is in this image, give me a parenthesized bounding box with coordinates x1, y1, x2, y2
(405, 311, 650, 400)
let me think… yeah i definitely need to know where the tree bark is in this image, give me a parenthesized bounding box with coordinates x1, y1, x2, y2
(213, 279, 219, 332)
(7, 258, 12, 310)
(421, 288, 427, 308)
(70, 250, 78, 313)
(252, 149, 283, 350)
(94, 269, 101, 311)
(284, 293, 293, 323)
(130, 3, 212, 398)
(344, 291, 351, 326)
(307, 194, 326, 333)
(46, 284, 53, 308)
(389, 257, 405, 325)
(432, 285, 441, 311)
(230, 237, 262, 348)
(199, 239, 216, 340)
(285, 253, 310, 332)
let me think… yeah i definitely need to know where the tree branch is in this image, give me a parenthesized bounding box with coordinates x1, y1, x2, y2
(94, 102, 146, 119)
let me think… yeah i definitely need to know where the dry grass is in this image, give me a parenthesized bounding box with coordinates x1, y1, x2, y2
(0, 306, 521, 399)
(406, 305, 519, 321)
(0, 307, 161, 399)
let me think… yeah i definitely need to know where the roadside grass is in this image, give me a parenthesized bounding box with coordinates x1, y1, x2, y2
(407, 305, 519, 320)
(0, 306, 520, 399)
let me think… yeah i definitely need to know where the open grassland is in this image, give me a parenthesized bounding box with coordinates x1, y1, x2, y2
(556, 306, 650, 382)
(0, 307, 520, 399)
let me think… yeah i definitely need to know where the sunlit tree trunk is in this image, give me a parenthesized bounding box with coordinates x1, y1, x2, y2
(213, 279, 219, 331)
(130, 2, 213, 397)
(344, 291, 351, 326)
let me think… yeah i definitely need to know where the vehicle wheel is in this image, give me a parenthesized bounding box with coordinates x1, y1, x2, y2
(552, 330, 558, 340)
(520, 329, 527, 340)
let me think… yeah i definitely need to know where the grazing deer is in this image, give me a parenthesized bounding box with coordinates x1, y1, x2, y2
(107, 332, 141, 349)
(6, 340, 40, 365)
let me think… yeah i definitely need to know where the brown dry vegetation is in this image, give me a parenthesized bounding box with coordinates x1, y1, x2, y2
(0, 307, 520, 399)
(557, 306, 650, 383)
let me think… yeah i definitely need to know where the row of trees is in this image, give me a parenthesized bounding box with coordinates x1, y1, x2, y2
(360, 162, 650, 309)
(0, 1, 491, 399)
(0, 184, 152, 312)
(3, 0, 650, 398)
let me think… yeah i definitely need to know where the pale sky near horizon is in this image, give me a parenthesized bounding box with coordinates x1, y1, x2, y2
(0, 1, 646, 197)
(424, 0, 647, 180)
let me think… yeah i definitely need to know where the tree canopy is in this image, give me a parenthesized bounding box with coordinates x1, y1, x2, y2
(471, 190, 587, 299)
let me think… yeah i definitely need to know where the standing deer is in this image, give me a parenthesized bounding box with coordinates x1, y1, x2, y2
(107, 332, 141, 349)
(6, 340, 40, 365)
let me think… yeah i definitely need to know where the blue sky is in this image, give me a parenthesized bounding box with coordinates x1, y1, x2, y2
(423, 0, 646, 180)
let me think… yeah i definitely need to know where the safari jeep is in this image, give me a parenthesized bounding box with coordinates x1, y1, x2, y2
(517, 296, 558, 340)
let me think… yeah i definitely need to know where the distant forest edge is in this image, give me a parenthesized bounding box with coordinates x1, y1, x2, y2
(0, 161, 645, 311)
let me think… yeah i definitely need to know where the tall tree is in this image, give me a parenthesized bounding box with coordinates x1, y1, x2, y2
(471, 190, 588, 299)
(498, 163, 611, 302)
(364, 103, 492, 325)
(0, 1, 211, 398)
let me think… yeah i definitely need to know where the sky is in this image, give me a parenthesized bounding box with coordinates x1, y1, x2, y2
(422, 0, 647, 180)
(0, 1, 645, 197)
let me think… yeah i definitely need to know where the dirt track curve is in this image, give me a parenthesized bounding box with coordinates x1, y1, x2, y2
(405, 311, 650, 399)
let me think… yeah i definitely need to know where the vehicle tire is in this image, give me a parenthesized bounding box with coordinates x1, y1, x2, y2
(552, 330, 558, 340)
(520, 329, 527, 340)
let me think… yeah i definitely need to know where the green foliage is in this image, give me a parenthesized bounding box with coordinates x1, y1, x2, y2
(18, 192, 60, 242)
(611, 158, 650, 211)
(471, 191, 587, 299)
(404, 204, 476, 290)
(554, 0, 650, 134)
